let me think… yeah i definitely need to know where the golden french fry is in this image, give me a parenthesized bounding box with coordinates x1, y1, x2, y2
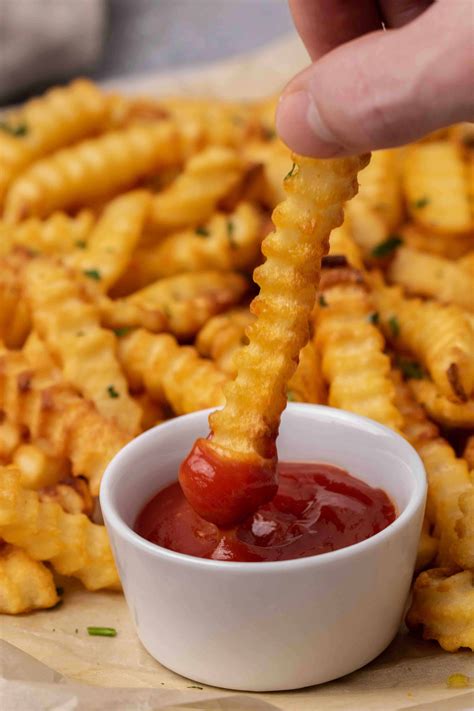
(0, 544, 59, 614)
(66, 191, 150, 291)
(0, 252, 32, 348)
(464, 435, 474, 470)
(409, 379, 474, 428)
(4, 122, 179, 222)
(388, 247, 474, 311)
(122, 270, 248, 339)
(371, 275, 474, 401)
(0, 466, 119, 590)
(406, 568, 474, 652)
(0, 133, 34, 208)
(242, 140, 293, 208)
(399, 222, 473, 260)
(415, 518, 438, 572)
(392, 369, 473, 570)
(345, 198, 389, 259)
(0, 420, 21, 462)
(25, 257, 141, 434)
(0, 349, 129, 495)
(13, 443, 69, 489)
(0, 210, 95, 257)
(356, 148, 404, 230)
(39, 477, 93, 516)
(128, 202, 263, 281)
(315, 281, 403, 431)
(118, 329, 227, 414)
(147, 146, 247, 233)
(403, 142, 472, 235)
(207, 154, 369, 471)
(328, 221, 364, 270)
(133, 392, 167, 430)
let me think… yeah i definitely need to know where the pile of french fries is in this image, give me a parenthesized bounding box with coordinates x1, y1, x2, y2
(0, 80, 472, 652)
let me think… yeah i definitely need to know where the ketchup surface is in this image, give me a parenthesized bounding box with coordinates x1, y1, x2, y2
(135, 462, 396, 562)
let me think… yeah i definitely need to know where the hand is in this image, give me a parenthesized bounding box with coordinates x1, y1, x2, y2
(276, 0, 474, 157)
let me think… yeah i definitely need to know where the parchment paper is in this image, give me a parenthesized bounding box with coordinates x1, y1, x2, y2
(1, 34, 473, 711)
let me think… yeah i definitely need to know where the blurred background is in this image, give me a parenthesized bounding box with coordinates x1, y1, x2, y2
(0, 0, 293, 106)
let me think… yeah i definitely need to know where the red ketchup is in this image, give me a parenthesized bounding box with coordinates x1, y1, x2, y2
(135, 462, 396, 563)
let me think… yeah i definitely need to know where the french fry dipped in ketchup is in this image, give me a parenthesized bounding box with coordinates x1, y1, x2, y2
(180, 153, 370, 526)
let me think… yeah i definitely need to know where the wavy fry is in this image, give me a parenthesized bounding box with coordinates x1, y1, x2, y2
(13, 442, 69, 489)
(0, 544, 59, 614)
(371, 276, 474, 401)
(399, 222, 473, 260)
(0, 466, 119, 590)
(409, 379, 474, 428)
(355, 148, 403, 230)
(4, 122, 179, 222)
(406, 569, 474, 651)
(0, 211, 94, 257)
(0, 253, 31, 348)
(415, 517, 439, 572)
(118, 329, 227, 414)
(25, 257, 141, 434)
(208, 153, 369, 463)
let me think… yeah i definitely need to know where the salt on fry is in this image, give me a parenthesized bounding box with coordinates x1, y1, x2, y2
(0, 544, 59, 614)
(25, 257, 142, 434)
(0, 466, 119, 590)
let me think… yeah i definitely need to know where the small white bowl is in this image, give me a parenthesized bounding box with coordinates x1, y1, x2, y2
(100, 404, 426, 692)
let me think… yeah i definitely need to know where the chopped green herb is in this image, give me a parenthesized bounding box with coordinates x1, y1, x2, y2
(287, 390, 297, 402)
(0, 120, 28, 137)
(107, 385, 120, 399)
(397, 357, 424, 380)
(227, 220, 237, 248)
(371, 235, 403, 258)
(187, 685, 203, 690)
(412, 197, 430, 209)
(368, 311, 379, 325)
(195, 226, 209, 237)
(112, 326, 131, 338)
(75, 240, 87, 249)
(318, 294, 328, 307)
(87, 626, 117, 637)
(83, 268, 101, 281)
(55, 586, 64, 597)
(284, 162, 298, 181)
(388, 316, 400, 338)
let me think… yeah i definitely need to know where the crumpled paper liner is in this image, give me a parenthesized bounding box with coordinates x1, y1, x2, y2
(1, 33, 473, 711)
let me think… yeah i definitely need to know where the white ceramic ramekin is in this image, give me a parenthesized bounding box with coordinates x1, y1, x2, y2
(100, 404, 426, 692)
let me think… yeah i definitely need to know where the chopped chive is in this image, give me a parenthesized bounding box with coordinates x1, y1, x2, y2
(388, 316, 400, 338)
(371, 235, 403, 258)
(75, 240, 87, 249)
(83, 268, 101, 281)
(318, 294, 328, 308)
(87, 626, 117, 637)
(107, 385, 120, 399)
(112, 326, 131, 337)
(284, 162, 298, 181)
(368, 311, 379, 325)
(396, 357, 424, 380)
(412, 197, 430, 209)
(195, 226, 209, 237)
(0, 120, 28, 137)
(187, 685, 203, 689)
(287, 390, 297, 402)
(227, 220, 237, 248)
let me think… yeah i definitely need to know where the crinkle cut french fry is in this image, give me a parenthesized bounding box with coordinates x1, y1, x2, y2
(403, 142, 472, 235)
(0, 466, 119, 590)
(0, 210, 95, 257)
(117, 329, 227, 414)
(130, 202, 263, 281)
(464, 435, 474, 471)
(315, 281, 403, 431)
(0, 133, 34, 207)
(4, 122, 179, 222)
(0, 253, 32, 348)
(133, 392, 167, 431)
(0, 350, 129, 495)
(25, 257, 141, 435)
(355, 148, 403, 231)
(415, 517, 438, 572)
(0, 421, 21, 462)
(409, 379, 474, 429)
(242, 140, 293, 209)
(372, 276, 474, 401)
(123, 270, 248, 340)
(0, 544, 59, 614)
(406, 568, 474, 652)
(344, 197, 389, 259)
(147, 147, 247, 233)
(13, 442, 69, 489)
(208, 153, 369, 463)
(391, 369, 473, 569)
(388, 247, 474, 311)
(39, 477, 93, 516)
(399, 222, 473, 260)
(328, 221, 364, 270)
(66, 191, 150, 291)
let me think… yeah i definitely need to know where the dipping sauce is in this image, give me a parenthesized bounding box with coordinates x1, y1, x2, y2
(135, 462, 396, 562)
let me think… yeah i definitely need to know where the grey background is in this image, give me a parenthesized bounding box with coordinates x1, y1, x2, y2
(95, 0, 292, 80)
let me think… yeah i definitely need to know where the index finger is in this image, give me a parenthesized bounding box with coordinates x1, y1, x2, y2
(289, 0, 382, 60)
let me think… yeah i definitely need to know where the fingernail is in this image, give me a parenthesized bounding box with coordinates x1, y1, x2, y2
(276, 89, 344, 157)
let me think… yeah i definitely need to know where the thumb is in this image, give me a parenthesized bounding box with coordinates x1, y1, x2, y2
(276, 2, 474, 157)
